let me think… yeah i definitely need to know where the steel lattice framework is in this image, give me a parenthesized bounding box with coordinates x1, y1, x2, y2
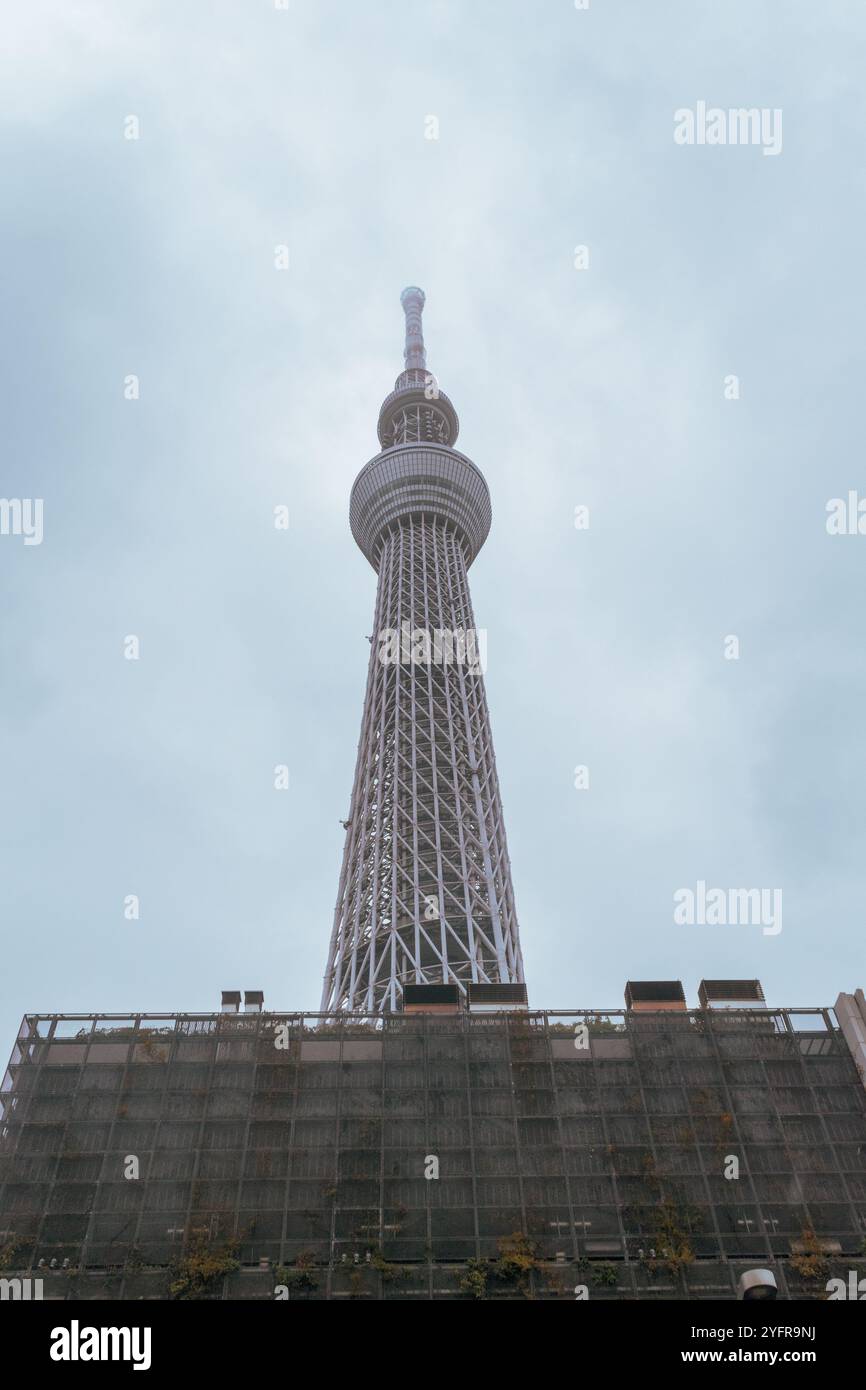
(321, 288, 525, 1013)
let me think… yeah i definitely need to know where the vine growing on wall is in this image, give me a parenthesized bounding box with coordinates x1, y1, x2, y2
(789, 1225, 830, 1284)
(624, 1156, 700, 1278)
(458, 1232, 540, 1300)
(0, 1234, 33, 1272)
(275, 1249, 319, 1293)
(168, 1236, 240, 1300)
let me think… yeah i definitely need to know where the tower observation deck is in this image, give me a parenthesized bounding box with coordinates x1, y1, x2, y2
(321, 288, 525, 1013)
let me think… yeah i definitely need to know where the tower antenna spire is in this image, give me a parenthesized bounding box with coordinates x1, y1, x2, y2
(400, 285, 427, 373)
(376, 287, 459, 449)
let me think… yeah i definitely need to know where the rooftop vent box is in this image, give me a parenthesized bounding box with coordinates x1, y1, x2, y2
(244, 991, 264, 1013)
(625, 980, 686, 1012)
(699, 979, 765, 1010)
(402, 984, 461, 1015)
(221, 991, 241, 1014)
(468, 983, 528, 1013)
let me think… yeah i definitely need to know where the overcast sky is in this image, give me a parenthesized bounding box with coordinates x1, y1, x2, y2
(1, 1, 864, 1055)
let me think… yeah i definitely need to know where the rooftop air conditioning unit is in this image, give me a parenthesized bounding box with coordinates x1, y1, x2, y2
(698, 979, 765, 1009)
(402, 984, 461, 1015)
(624, 980, 686, 1012)
(467, 982, 528, 1013)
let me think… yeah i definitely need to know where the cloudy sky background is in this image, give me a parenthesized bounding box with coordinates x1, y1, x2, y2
(1, 0, 864, 1053)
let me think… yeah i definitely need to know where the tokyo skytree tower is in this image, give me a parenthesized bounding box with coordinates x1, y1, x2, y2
(321, 288, 525, 1013)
